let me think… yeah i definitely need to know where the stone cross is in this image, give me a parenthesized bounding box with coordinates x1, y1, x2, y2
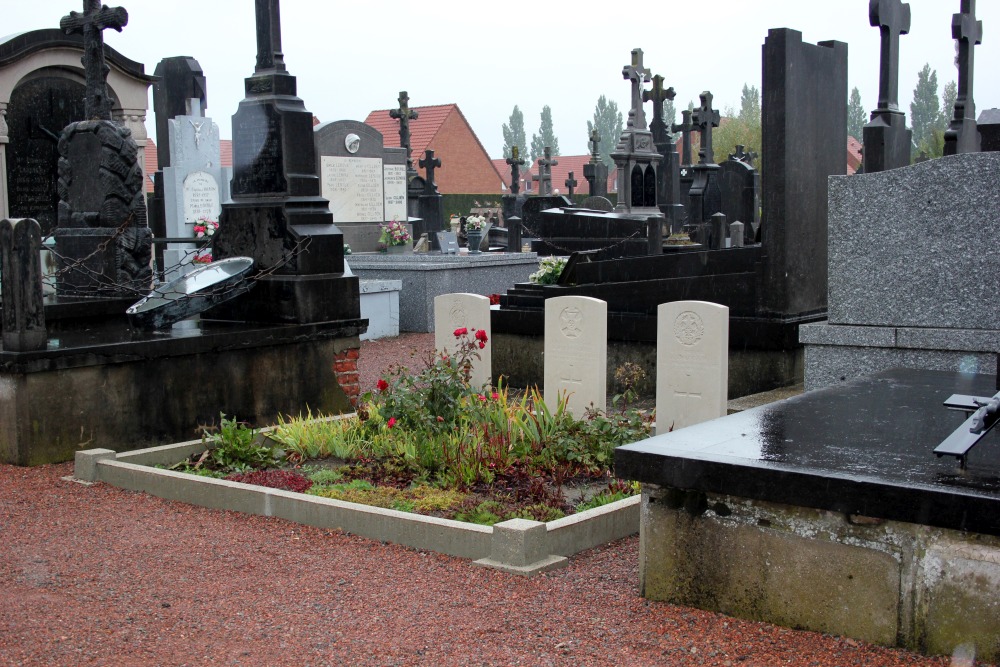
(532, 147, 558, 195)
(870, 0, 911, 112)
(589, 128, 601, 164)
(419, 149, 441, 195)
(729, 145, 758, 165)
(60, 0, 128, 121)
(944, 0, 983, 154)
(565, 172, 578, 197)
(644, 74, 676, 149)
(693, 92, 721, 165)
(390, 90, 419, 173)
(506, 145, 525, 195)
(622, 48, 651, 131)
(672, 109, 694, 166)
(253, 0, 287, 73)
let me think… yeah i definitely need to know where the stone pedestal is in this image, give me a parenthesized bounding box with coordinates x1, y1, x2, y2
(863, 111, 911, 172)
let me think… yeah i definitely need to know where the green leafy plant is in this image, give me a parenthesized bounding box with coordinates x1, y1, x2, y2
(205, 414, 279, 472)
(529, 257, 567, 285)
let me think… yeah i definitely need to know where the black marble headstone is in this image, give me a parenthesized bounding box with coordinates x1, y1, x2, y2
(152, 56, 207, 170)
(0, 218, 47, 351)
(717, 157, 759, 244)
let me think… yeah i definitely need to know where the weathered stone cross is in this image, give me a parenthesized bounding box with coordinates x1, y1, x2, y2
(870, 0, 911, 112)
(944, 0, 983, 154)
(622, 48, 651, 131)
(253, 0, 286, 73)
(588, 128, 601, 164)
(419, 149, 441, 195)
(506, 145, 525, 195)
(532, 147, 558, 195)
(643, 74, 676, 148)
(693, 92, 721, 165)
(390, 91, 419, 171)
(60, 0, 128, 121)
(672, 109, 694, 167)
(565, 172, 578, 197)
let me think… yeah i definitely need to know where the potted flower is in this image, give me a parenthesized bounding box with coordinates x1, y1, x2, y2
(191, 216, 219, 264)
(465, 214, 486, 254)
(378, 219, 411, 254)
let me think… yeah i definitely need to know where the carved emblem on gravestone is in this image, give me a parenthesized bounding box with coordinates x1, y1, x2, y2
(560, 307, 583, 339)
(449, 304, 467, 330)
(673, 311, 705, 346)
(345, 133, 361, 154)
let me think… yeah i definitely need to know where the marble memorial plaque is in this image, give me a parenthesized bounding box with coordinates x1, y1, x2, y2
(656, 301, 729, 434)
(182, 171, 221, 225)
(384, 164, 408, 221)
(322, 156, 384, 223)
(434, 293, 492, 388)
(544, 296, 607, 418)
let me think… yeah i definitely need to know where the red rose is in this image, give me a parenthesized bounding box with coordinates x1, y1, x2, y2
(453, 327, 468, 337)
(387, 417, 396, 428)
(475, 329, 488, 343)
(376, 379, 389, 392)
(478, 341, 486, 349)
(491, 392, 499, 400)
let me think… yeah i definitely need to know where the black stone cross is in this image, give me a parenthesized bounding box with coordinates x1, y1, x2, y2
(589, 128, 601, 164)
(532, 147, 558, 195)
(672, 109, 694, 166)
(390, 90, 419, 172)
(60, 0, 128, 121)
(622, 48, 651, 131)
(693, 92, 721, 165)
(419, 149, 441, 195)
(506, 145, 525, 195)
(944, 0, 983, 154)
(644, 74, 676, 149)
(870, 0, 911, 112)
(254, 0, 287, 73)
(729, 145, 758, 165)
(565, 172, 578, 197)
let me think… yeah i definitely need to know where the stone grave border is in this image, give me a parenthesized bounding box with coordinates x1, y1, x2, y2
(73, 432, 638, 577)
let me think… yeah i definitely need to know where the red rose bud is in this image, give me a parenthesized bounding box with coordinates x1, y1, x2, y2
(475, 329, 488, 342)
(387, 417, 396, 428)
(453, 327, 468, 337)
(376, 379, 389, 392)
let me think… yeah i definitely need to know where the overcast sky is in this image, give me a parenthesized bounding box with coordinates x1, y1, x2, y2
(6, 1, 1000, 157)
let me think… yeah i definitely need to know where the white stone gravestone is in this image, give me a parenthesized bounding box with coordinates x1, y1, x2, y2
(544, 296, 607, 419)
(434, 293, 492, 389)
(161, 98, 231, 281)
(656, 301, 729, 434)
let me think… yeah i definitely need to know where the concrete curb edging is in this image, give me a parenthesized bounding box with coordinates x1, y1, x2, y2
(75, 444, 639, 575)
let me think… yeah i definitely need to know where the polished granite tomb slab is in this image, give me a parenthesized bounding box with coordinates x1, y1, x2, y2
(616, 368, 1000, 536)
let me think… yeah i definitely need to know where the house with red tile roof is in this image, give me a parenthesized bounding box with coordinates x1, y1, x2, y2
(365, 104, 504, 194)
(847, 136, 863, 175)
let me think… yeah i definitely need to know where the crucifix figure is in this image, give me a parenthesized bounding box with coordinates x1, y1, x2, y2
(60, 0, 129, 121)
(565, 172, 578, 197)
(419, 149, 441, 195)
(672, 109, 694, 167)
(254, 0, 286, 73)
(588, 128, 601, 164)
(944, 0, 984, 155)
(693, 92, 721, 165)
(870, 0, 911, 113)
(622, 48, 651, 131)
(390, 91, 419, 173)
(532, 147, 558, 195)
(506, 145, 525, 195)
(643, 74, 676, 149)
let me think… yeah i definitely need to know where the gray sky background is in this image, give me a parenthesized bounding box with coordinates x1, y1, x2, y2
(6, 1, 999, 157)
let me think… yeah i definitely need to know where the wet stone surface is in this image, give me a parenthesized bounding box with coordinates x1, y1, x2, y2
(616, 368, 1000, 536)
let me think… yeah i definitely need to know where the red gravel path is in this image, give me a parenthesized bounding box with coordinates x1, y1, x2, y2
(0, 335, 975, 666)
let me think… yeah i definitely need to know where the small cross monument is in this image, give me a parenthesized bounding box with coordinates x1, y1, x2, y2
(565, 172, 578, 197)
(60, 0, 128, 121)
(622, 48, 652, 131)
(863, 0, 912, 172)
(584, 130, 609, 197)
(644, 74, 676, 151)
(532, 147, 558, 196)
(390, 91, 419, 176)
(693, 92, 721, 165)
(506, 145, 525, 195)
(944, 0, 984, 155)
(419, 149, 442, 195)
(672, 109, 695, 167)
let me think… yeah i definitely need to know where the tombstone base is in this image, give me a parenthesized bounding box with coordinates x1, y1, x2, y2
(863, 112, 912, 172)
(53, 227, 153, 298)
(205, 273, 360, 325)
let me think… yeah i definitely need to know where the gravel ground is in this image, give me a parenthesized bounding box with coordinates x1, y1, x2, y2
(0, 334, 978, 666)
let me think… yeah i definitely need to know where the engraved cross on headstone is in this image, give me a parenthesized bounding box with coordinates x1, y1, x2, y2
(644, 74, 676, 149)
(254, 0, 287, 73)
(390, 90, 419, 173)
(60, 0, 128, 121)
(693, 92, 721, 165)
(944, 0, 983, 155)
(532, 147, 558, 196)
(870, 0, 911, 112)
(506, 145, 525, 195)
(419, 149, 441, 195)
(589, 128, 601, 164)
(672, 109, 694, 167)
(565, 172, 578, 197)
(622, 48, 651, 131)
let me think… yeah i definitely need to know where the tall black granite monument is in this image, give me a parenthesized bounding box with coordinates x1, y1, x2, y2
(645, 74, 684, 233)
(611, 48, 659, 214)
(212, 0, 358, 324)
(863, 0, 912, 172)
(943, 0, 983, 155)
(687, 92, 722, 231)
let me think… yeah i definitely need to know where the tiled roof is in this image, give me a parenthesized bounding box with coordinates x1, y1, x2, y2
(847, 136, 862, 175)
(144, 138, 233, 193)
(364, 103, 455, 158)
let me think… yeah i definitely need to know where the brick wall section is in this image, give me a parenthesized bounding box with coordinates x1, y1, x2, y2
(431, 110, 504, 194)
(334, 347, 361, 407)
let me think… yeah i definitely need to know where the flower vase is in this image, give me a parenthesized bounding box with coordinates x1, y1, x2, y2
(467, 230, 483, 255)
(387, 244, 406, 255)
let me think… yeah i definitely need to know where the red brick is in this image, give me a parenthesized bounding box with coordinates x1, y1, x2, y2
(334, 360, 357, 373)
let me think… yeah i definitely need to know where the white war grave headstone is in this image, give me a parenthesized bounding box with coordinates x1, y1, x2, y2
(314, 120, 409, 252)
(161, 98, 231, 281)
(434, 293, 492, 389)
(544, 296, 607, 419)
(656, 301, 729, 434)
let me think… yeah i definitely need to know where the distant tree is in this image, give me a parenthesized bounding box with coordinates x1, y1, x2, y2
(910, 64, 941, 155)
(738, 84, 760, 124)
(586, 95, 623, 168)
(502, 105, 527, 163)
(530, 105, 560, 162)
(848, 87, 867, 141)
(662, 98, 677, 142)
(712, 104, 763, 169)
(940, 80, 958, 126)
